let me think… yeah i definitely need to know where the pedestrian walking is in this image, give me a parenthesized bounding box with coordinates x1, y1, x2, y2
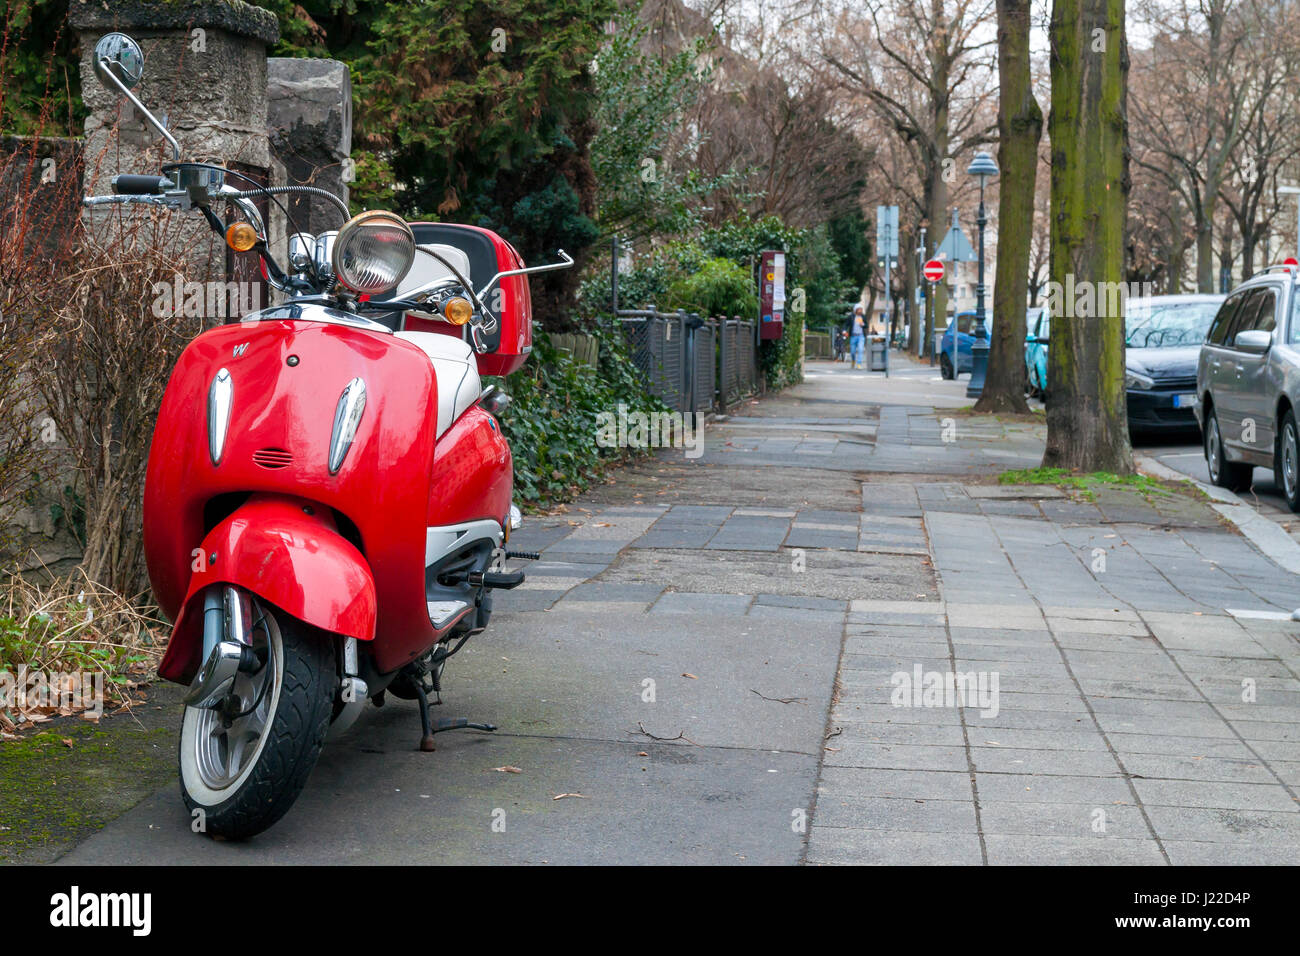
(850, 306, 866, 369)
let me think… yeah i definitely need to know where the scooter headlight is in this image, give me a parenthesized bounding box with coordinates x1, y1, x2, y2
(331, 211, 416, 296)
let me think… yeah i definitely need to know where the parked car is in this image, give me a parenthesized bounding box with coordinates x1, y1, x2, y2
(1025, 306, 1047, 397)
(1025, 294, 1223, 435)
(938, 310, 987, 379)
(1123, 294, 1224, 434)
(1197, 267, 1300, 508)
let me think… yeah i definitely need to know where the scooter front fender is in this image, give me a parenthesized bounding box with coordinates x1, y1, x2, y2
(157, 494, 377, 685)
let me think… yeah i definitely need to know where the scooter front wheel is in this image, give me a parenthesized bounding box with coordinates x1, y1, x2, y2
(179, 602, 336, 839)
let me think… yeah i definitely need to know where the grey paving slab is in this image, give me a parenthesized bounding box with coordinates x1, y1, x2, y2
(969, 747, 1122, 777)
(1144, 804, 1300, 844)
(822, 742, 970, 772)
(1162, 840, 1300, 864)
(649, 591, 753, 615)
(1131, 779, 1299, 812)
(805, 826, 984, 865)
(978, 801, 1151, 839)
(983, 834, 1166, 865)
(974, 773, 1136, 805)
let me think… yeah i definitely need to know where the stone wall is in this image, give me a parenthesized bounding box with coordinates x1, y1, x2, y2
(70, 0, 281, 278)
(268, 58, 351, 237)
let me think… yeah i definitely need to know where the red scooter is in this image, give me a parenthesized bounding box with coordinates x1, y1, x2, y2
(84, 33, 572, 838)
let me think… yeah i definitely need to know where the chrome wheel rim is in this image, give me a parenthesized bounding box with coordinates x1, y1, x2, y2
(1207, 416, 1222, 481)
(192, 605, 280, 791)
(1284, 425, 1298, 500)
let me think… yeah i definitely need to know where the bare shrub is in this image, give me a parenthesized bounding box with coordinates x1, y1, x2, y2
(38, 209, 205, 597)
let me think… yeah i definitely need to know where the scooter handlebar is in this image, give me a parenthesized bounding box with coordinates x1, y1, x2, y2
(112, 173, 171, 195)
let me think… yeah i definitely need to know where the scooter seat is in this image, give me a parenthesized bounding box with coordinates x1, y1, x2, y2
(394, 332, 482, 438)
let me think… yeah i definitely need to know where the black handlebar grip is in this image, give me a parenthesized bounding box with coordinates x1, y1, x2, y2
(111, 174, 168, 195)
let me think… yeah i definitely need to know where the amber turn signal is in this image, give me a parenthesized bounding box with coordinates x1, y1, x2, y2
(225, 221, 259, 252)
(443, 296, 474, 326)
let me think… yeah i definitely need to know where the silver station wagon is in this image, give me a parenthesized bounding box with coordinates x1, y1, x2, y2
(1196, 265, 1300, 509)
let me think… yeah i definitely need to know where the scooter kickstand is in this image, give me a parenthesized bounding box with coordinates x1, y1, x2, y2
(413, 682, 437, 752)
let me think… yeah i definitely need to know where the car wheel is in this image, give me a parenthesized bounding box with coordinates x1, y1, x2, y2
(1275, 409, 1300, 512)
(1205, 407, 1253, 492)
(940, 354, 954, 380)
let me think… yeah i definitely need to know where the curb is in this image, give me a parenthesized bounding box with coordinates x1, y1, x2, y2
(1136, 453, 1300, 579)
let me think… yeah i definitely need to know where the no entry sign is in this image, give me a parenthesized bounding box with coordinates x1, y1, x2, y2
(923, 259, 945, 283)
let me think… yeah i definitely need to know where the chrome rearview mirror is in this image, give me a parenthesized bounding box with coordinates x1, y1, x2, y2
(1235, 329, 1272, 354)
(91, 33, 180, 161)
(93, 33, 144, 90)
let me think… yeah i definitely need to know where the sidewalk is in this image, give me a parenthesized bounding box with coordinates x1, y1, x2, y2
(54, 354, 1300, 865)
(805, 355, 1300, 864)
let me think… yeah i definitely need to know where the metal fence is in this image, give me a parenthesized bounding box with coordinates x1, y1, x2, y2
(616, 309, 758, 413)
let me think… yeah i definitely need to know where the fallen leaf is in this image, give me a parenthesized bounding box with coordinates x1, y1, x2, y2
(553, 793, 588, 800)
(682, 672, 698, 679)
(637, 751, 648, 757)
(491, 766, 523, 774)
(61, 738, 74, 748)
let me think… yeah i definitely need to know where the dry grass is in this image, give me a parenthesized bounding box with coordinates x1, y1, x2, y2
(0, 567, 166, 738)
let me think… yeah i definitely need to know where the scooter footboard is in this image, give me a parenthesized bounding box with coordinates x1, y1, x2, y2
(158, 494, 377, 684)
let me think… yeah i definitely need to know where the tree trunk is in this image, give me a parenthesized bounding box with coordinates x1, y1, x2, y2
(1043, 0, 1133, 473)
(1195, 202, 1217, 293)
(976, 0, 1041, 413)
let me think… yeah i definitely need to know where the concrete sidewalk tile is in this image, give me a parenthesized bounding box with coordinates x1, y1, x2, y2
(1145, 805, 1300, 844)
(946, 603, 1047, 630)
(1108, 732, 1257, 759)
(1251, 740, 1300, 762)
(1131, 779, 1300, 812)
(970, 747, 1122, 777)
(1040, 605, 1141, 622)
(806, 826, 983, 865)
(747, 604, 844, 623)
(754, 593, 848, 612)
(983, 834, 1166, 865)
(849, 599, 947, 615)
(649, 591, 752, 615)
(1162, 841, 1300, 865)
(837, 722, 969, 746)
(563, 581, 664, 603)
(1046, 617, 1150, 637)
(818, 766, 974, 801)
(811, 796, 977, 832)
(964, 726, 1107, 751)
(1095, 712, 1237, 738)
(823, 742, 969, 772)
(974, 772, 1135, 805)
(1117, 752, 1277, 785)
(978, 800, 1150, 838)
(1226, 718, 1300, 742)
(831, 704, 965, 726)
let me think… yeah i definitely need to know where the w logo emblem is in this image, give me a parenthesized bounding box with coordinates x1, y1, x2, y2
(232, 343, 249, 358)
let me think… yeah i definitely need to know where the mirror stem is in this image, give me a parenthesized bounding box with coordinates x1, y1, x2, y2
(98, 57, 181, 161)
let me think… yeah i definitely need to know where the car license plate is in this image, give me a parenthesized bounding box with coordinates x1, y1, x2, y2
(1173, 393, 1195, 408)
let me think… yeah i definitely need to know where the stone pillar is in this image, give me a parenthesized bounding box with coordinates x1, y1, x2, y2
(71, 1, 280, 283)
(268, 58, 352, 237)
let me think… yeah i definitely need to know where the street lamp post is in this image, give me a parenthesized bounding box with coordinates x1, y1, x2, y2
(966, 150, 998, 399)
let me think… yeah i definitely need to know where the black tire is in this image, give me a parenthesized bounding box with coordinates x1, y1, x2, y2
(940, 354, 954, 380)
(179, 607, 336, 839)
(1204, 406, 1252, 492)
(1275, 409, 1300, 512)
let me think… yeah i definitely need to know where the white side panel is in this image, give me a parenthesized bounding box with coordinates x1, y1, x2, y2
(424, 519, 504, 567)
(396, 331, 483, 437)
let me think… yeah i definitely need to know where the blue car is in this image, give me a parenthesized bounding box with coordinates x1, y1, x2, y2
(1025, 307, 1048, 396)
(939, 310, 988, 379)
